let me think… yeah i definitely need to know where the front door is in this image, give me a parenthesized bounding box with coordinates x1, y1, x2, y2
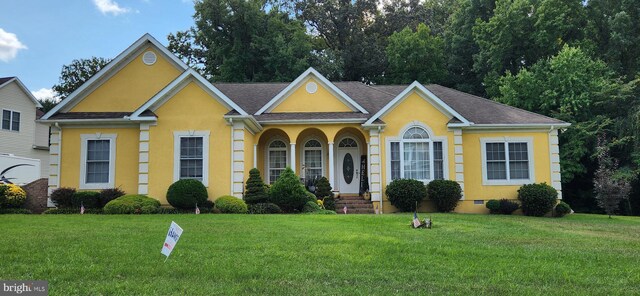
(337, 147, 360, 194)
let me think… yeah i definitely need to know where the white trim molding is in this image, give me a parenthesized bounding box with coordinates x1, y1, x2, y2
(231, 121, 246, 198)
(138, 123, 152, 194)
(549, 129, 562, 198)
(173, 130, 210, 187)
(48, 125, 62, 204)
(368, 129, 382, 202)
(480, 137, 535, 186)
(452, 128, 465, 198)
(79, 133, 117, 190)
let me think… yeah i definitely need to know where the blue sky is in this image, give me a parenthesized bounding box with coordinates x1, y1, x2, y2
(0, 0, 195, 100)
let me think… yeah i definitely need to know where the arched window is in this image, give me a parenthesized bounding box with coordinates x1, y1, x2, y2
(303, 139, 323, 182)
(389, 126, 444, 182)
(338, 138, 358, 148)
(267, 140, 287, 184)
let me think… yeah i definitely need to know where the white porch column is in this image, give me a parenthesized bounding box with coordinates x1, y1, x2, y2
(231, 121, 246, 198)
(368, 129, 382, 204)
(253, 144, 258, 169)
(138, 123, 151, 195)
(453, 129, 465, 198)
(290, 143, 296, 172)
(328, 142, 335, 188)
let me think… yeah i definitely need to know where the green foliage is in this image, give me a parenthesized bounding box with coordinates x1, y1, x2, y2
(322, 196, 336, 211)
(43, 208, 103, 215)
(72, 191, 101, 209)
(385, 179, 427, 212)
(166, 179, 209, 210)
(103, 195, 161, 214)
(304, 209, 337, 215)
(244, 168, 268, 204)
(0, 184, 27, 208)
(314, 176, 334, 199)
(50, 187, 76, 208)
(518, 183, 558, 217)
(427, 180, 462, 213)
(268, 167, 309, 212)
(554, 201, 572, 217)
(386, 23, 446, 84)
(215, 196, 248, 214)
(302, 201, 322, 213)
(498, 199, 520, 215)
(52, 57, 111, 100)
(248, 203, 282, 214)
(486, 200, 501, 214)
(0, 208, 32, 214)
(594, 137, 632, 218)
(99, 188, 126, 208)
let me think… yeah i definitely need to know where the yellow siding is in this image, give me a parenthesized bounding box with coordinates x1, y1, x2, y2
(59, 127, 139, 194)
(70, 47, 181, 112)
(148, 81, 232, 203)
(271, 78, 353, 113)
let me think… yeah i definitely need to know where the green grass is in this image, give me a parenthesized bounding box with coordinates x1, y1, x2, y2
(1, 213, 639, 295)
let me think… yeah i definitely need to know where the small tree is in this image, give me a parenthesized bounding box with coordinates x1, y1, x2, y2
(314, 176, 334, 199)
(594, 136, 632, 218)
(244, 168, 268, 204)
(268, 167, 309, 212)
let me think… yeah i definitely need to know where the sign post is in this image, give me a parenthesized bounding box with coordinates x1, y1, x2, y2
(161, 221, 183, 262)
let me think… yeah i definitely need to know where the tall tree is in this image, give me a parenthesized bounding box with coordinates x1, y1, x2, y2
(385, 23, 446, 84)
(52, 57, 111, 100)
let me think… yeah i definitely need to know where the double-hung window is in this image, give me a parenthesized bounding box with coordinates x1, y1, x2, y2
(174, 131, 210, 186)
(267, 140, 288, 184)
(303, 139, 323, 182)
(481, 138, 534, 185)
(389, 126, 445, 182)
(80, 134, 116, 189)
(2, 109, 20, 131)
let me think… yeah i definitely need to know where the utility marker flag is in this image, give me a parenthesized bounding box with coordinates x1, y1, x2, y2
(80, 202, 85, 215)
(161, 221, 183, 261)
(413, 211, 421, 228)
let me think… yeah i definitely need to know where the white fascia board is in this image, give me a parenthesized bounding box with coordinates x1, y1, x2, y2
(456, 123, 571, 130)
(258, 118, 367, 124)
(223, 115, 263, 134)
(255, 67, 368, 115)
(42, 33, 189, 120)
(364, 81, 471, 125)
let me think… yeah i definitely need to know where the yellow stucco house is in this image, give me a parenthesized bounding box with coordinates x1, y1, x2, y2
(40, 34, 569, 213)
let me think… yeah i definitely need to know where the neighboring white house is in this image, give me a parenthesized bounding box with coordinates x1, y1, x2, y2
(0, 77, 49, 182)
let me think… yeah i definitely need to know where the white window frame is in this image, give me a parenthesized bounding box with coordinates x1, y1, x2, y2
(384, 122, 449, 184)
(1, 109, 20, 132)
(301, 137, 325, 180)
(265, 138, 289, 184)
(174, 131, 210, 187)
(480, 137, 535, 185)
(80, 134, 117, 189)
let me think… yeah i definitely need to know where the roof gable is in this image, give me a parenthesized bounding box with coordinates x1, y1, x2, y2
(255, 67, 368, 115)
(0, 77, 42, 108)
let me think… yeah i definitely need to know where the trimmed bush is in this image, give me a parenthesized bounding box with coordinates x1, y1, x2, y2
(72, 191, 101, 209)
(50, 187, 76, 208)
(200, 199, 214, 210)
(385, 179, 427, 212)
(244, 168, 268, 204)
(268, 167, 309, 212)
(0, 208, 32, 214)
(303, 201, 322, 213)
(166, 179, 208, 209)
(99, 188, 125, 207)
(43, 208, 103, 214)
(498, 199, 520, 215)
(248, 203, 282, 214)
(427, 180, 462, 212)
(103, 195, 161, 214)
(518, 183, 558, 217)
(322, 196, 336, 211)
(304, 209, 337, 215)
(555, 201, 572, 217)
(314, 176, 334, 199)
(486, 199, 501, 214)
(0, 184, 27, 208)
(215, 196, 248, 214)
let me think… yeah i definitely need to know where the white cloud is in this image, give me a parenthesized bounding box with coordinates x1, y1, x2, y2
(0, 28, 27, 62)
(93, 0, 132, 16)
(32, 88, 58, 101)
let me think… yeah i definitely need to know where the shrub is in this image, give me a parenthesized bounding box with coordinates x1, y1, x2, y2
(427, 180, 462, 212)
(0, 208, 31, 214)
(303, 201, 322, 213)
(268, 167, 309, 212)
(99, 188, 125, 207)
(322, 196, 336, 211)
(486, 199, 501, 214)
(244, 168, 268, 204)
(103, 195, 161, 214)
(200, 199, 214, 210)
(43, 208, 103, 214)
(248, 203, 282, 214)
(314, 176, 334, 199)
(518, 183, 558, 217)
(498, 199, 520, 215)
(166, 179, 208, 209)
(305, 209, 337, 215)
(385, 179, 427, 212)
(50, 187, 76, 208)
(555, 201, 572, 217)
(215, 196, 248, 214)
(0, 184, 27, 208)
(72, 191, 101, 209)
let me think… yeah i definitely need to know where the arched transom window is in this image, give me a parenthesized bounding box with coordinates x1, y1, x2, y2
(338, 138, 358, 148)
(303, 139, 323, 182)
(389, 126, 444, 181)
(267, 140, 287, 184)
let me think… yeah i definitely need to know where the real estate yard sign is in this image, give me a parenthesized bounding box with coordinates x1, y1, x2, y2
(161, 221, 183, 261)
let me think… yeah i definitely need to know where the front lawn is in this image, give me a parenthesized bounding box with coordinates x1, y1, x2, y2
(1, 213, 639, 295)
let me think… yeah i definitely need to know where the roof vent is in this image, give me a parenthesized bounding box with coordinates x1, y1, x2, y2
(306, 81, 318, 94)
(142, 51, 157, 65)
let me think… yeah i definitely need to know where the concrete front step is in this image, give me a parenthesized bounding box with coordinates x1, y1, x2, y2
(337, 195, 363, 200)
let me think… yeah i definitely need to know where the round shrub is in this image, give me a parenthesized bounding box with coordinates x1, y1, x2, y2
(486, 199, 501, 214)
(166, 179, 208, 209)
(104, 195, 161, 214)
(0, 184, 27, 208)
(518, 183, 557, 217)
(303, 201, 322, 213)
(215, 196, 248, 214)
(427, 180, 462, 213)
(322, 196, 336, 211)
(248, 203, 282, 214)
(244, 168, 268, 204)
(385, 179, 427, 212)
(99, 188, 125, 207)
(554, 201, 572, 217)
(50, 187, 76, 208)
(72, 191, 101, 209)
(268, 167, 309, 212)
(498, 199, 520, 215)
